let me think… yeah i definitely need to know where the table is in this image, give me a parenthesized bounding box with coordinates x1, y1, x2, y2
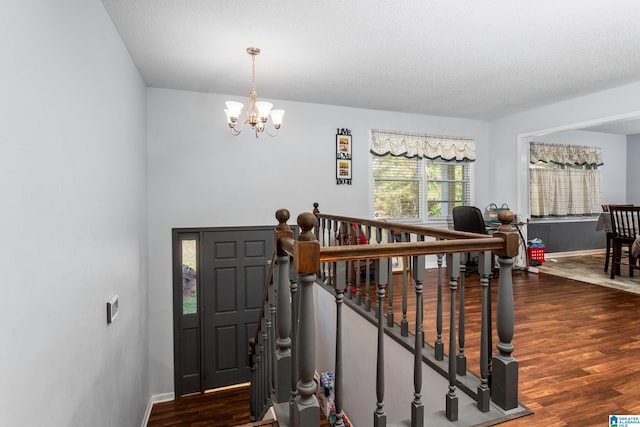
(595, 212, 611, 232)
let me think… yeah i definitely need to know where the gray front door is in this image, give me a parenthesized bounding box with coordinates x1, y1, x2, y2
(202, 227, 273, 389)
(173, 226, 273, 396)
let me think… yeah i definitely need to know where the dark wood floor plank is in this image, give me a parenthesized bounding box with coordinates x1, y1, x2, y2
(148, 255, 640, 426)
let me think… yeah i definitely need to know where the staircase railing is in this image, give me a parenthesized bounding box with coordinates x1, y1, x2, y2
(249, 203, 520, 426)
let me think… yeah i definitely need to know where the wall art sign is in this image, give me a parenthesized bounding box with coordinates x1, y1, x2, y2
(336, 128, 352, 185)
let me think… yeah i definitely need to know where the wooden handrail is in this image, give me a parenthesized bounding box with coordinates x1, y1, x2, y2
(315, 212, 488, 241)
(316, 238, 505, 262)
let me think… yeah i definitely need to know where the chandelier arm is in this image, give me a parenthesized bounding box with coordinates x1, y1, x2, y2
(229, 117, 251, 135)
(265, 125, 279, 137)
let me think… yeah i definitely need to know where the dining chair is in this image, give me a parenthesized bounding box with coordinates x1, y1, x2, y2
(601, 204, 633, 272)
(609, 205, 640, 279)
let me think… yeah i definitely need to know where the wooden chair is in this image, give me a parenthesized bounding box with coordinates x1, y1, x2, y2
(601, 204, 633, 272)
(609, 205, 640, 279)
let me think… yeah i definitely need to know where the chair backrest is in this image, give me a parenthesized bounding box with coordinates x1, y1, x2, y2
(452, 205, 488, 234)
(609, 206, 640, 240)
(602, 203, 633, 212)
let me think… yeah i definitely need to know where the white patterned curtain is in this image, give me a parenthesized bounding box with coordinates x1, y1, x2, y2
(529, 142, 603, 217)
(530, 142, 603, 166)
(530, 169, 603, 217)
(370, 129, 475, 161)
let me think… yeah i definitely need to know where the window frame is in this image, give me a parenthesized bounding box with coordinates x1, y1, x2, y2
(372, 154, 473, 224)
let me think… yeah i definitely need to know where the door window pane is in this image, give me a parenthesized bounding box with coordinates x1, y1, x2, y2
(182, 240, 197, 314)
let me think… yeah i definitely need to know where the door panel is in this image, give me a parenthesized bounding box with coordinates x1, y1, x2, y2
(202, 227, 273, 389)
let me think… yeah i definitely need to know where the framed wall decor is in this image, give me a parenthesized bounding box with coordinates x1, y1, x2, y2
(337, 159, 352, 179)
(336, 128, 352, 185)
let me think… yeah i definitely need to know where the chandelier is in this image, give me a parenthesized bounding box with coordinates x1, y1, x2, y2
(224, 47, 285, 138)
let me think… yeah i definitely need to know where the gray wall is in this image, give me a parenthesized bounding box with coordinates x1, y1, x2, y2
(528, 220, 603, 253)
(628, 134, 640, 203)
(0, 2, 149, 426)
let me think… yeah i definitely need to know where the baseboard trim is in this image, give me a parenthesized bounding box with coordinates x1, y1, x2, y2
(140, 392, 175, 427)
(545, 249, 604, 259)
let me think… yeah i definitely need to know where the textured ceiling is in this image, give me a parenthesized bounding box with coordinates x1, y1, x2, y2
(101, 0, 640, 122)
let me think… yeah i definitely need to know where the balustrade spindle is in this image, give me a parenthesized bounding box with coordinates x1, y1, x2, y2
(257, 322, 265, 410)
(254, 340, 263, 418)
(318, 218, 325, 281)
(374, 258, 388, 427)
(364, 225, 372, 311)
(262, 318, 270, 407)
(292, 213, 320, 427)
(289, 266, 299, 424)
(323, 219, 329, 282)
(373, 228, 382, 319)
(332, 219, 339, 287)
(491, 211, 519, 410)
(435, 252, 444, 360)
(477, 251, 492, 412)
(354, 225, 362, 305)
(457, 259, 467, 377)
(445, 252, 460, 422)
(346, 222, 353, 299)
(268, 280, 276, 397)
(411, 254, 425, 427)
(275, 253, 292, 403)
(492, 256, 518, 410)
(333, 261, 346, 427)
(400, 233, 409, 337)
(326, 219, 333, 285)
(386, 230, 395, 327)
(249, 338, 257, 421)
(313, 202, 320, 240)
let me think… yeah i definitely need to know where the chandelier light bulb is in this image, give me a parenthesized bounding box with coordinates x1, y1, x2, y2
(224, 47, 285, 138)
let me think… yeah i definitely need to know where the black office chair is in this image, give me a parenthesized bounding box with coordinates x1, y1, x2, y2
(452, 206, 497, 277)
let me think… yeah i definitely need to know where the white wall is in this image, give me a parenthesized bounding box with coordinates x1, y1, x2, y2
(0, 2, 148, 426)
(488, 81, 640, 217)
(531, 130, 628, 204)
(628, 134, 640, 203)
(146, 87, 489, 394)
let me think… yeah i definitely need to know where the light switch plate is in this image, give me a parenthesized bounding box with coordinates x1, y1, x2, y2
(107, 295, 119, 324)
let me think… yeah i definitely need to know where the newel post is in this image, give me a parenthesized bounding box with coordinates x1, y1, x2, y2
(292, 212, 321, 427)
(491, 210, 520, 410)
(274, 209, 293, 403)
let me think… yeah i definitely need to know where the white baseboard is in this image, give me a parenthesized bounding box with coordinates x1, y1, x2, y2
(545, 249, 604, 259)
(140, 392, 175, 427)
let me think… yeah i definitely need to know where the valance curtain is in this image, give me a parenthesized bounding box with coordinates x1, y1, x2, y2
(370, 129, 475, 161)
(530, 142, 603, 166)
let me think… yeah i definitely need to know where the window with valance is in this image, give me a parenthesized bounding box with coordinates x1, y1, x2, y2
(529, 142, 603, 218)
(370, 129, 475, 221)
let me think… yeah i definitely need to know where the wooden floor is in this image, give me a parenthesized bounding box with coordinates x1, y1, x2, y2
(148, 260, 640, 426)
(147, 384, 330, 427)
